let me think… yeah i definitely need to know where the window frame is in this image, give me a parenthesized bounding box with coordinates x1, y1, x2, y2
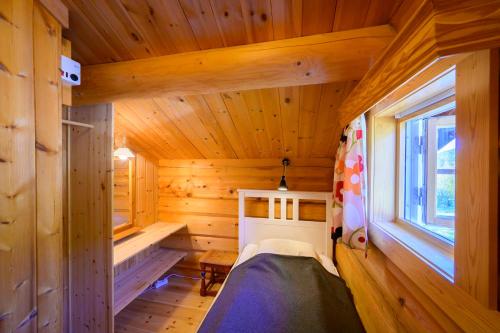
(368, 69, 457, 281)
(426, 115, 456, 225)
(365, 50, 499, 315)
(396, 109, 456, 246)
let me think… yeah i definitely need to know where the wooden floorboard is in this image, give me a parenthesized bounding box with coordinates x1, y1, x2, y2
(115, 269, 217, 333)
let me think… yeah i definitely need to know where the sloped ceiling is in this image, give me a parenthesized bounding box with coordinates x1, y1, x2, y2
(64, 0, 408, 159)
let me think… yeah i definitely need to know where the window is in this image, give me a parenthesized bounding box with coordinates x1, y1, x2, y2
(400, 111, 456, 242)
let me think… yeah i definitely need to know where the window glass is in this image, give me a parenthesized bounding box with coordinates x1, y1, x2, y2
(402, 113, 456, 242)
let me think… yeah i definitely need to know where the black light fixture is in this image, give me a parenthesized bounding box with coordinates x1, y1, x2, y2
(277, 158, 290, 191)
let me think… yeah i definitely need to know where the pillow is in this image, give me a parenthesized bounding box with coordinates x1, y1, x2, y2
(255, 238, 319, 260)
(234, 243, 258, 267)
(318, 254, 339, 276)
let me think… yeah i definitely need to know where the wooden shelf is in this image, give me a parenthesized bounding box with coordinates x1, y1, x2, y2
(113, 222, 186, 267)
(113, 226, 141, 242)
(114, 248, 187, 315)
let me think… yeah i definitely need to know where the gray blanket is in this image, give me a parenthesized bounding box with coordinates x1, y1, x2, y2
(198, 253, 364, 333)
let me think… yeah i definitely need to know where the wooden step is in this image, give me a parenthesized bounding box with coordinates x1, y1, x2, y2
(114, 248, 187, 315)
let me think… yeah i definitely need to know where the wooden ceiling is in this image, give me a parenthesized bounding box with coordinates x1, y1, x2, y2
(64, 0, 411, 160)
(115, 81, 356, 160)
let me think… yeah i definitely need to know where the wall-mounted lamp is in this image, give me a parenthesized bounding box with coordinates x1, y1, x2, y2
(277, 158, 290, 191)
(113, 136, 135, 160)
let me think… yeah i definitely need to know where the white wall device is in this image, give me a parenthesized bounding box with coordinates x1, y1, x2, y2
(61, 55, 81, 86)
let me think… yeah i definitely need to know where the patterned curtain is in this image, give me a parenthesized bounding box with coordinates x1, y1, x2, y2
(332, 115, 368, 250)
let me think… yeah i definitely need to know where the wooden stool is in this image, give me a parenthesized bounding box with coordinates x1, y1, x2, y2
(199, 250, 238, 296)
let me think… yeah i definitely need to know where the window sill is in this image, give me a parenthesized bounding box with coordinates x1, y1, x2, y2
(370, 220, 454, 281)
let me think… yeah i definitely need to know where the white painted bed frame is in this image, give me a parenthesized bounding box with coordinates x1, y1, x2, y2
(238, 189, 333, 259)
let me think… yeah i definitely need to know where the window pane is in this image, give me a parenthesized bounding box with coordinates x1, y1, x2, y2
(436, 173, 455, 217)
(402, 113, 455, 242)
(404, 118, 426, 225)
(435, 125, 455, 219)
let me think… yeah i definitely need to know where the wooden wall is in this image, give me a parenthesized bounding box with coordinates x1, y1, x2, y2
(68, 104, 113, 333)
(1, 1, 64, 331)
(337, 244, 462, 333)
(0, 1, 37, 331)
(159, 158, 333, 269)
(135, 154, 158, 228)
(34, 4, 63, 331)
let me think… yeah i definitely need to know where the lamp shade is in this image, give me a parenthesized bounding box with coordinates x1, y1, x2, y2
(113, 147, 135, 160)
(277, 176, 288, 191)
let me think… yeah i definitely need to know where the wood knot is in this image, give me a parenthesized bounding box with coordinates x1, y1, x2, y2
(398, 297, 405, 306)
(224, 11, 229, 17)
(284, 97, 290, 104)
(130, 32, 140, 41)
(261, 13, 267, 21)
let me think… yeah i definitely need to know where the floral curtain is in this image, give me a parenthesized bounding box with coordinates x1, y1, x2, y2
(332, 115, 368, 250)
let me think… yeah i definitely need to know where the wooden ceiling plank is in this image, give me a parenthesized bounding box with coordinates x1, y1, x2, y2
(113, 0, 179, 56)
(119, 99, 203, 159)
(332, 0, 370, 31)
(278, 86, 300, 157)
(156, 96, 231, 158)
(301, 0, 337, 35)
(179, 0, 226, 49)
(63, 1, 129, 64)
(270, 0, 303, 39)
(297, 84, 323, 158)
(114, 111, 170, 161)
(240, 0, 274, 43)
(363, 0, 400, 27)
(116, 100, 183, 158)
(184, 95, 237, 158)
(128, 0, 200, 53)
(310, 82, 351, 158)
(220, 91, 261, 157)
(209, 0, 247, 46)
(240, 90, 273, 157)
(82, 0, 160, 61)
(115, 102, 182, 159)
(258, 88, 285, 158)
(326, 81, 358, 157)
(202, 94, 250, 158)
(74, 25, 396, 105)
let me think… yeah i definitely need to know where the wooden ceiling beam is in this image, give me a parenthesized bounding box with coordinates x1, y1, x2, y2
(73, 25, 395, 105)
(337, 0, 500, 126)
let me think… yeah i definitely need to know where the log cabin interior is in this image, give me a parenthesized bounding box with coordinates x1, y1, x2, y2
(1, 0, 500, 332)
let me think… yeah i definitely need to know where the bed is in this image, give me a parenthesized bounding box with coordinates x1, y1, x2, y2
(197, 190, 364, 333)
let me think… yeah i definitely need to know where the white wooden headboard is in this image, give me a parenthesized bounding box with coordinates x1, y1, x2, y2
(238, 189, 333, 259)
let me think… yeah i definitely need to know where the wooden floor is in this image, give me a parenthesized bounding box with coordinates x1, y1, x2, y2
(115, 268, 217, 333)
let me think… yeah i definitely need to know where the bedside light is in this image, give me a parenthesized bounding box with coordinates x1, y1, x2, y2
(277, 158, 290, 191)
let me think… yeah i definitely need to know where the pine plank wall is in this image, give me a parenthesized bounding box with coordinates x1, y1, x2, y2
(158, 158, 334, 270)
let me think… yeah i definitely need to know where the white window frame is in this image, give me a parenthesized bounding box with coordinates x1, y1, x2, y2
(426, 115, 456, 227)
(396, 104, 456, 244)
